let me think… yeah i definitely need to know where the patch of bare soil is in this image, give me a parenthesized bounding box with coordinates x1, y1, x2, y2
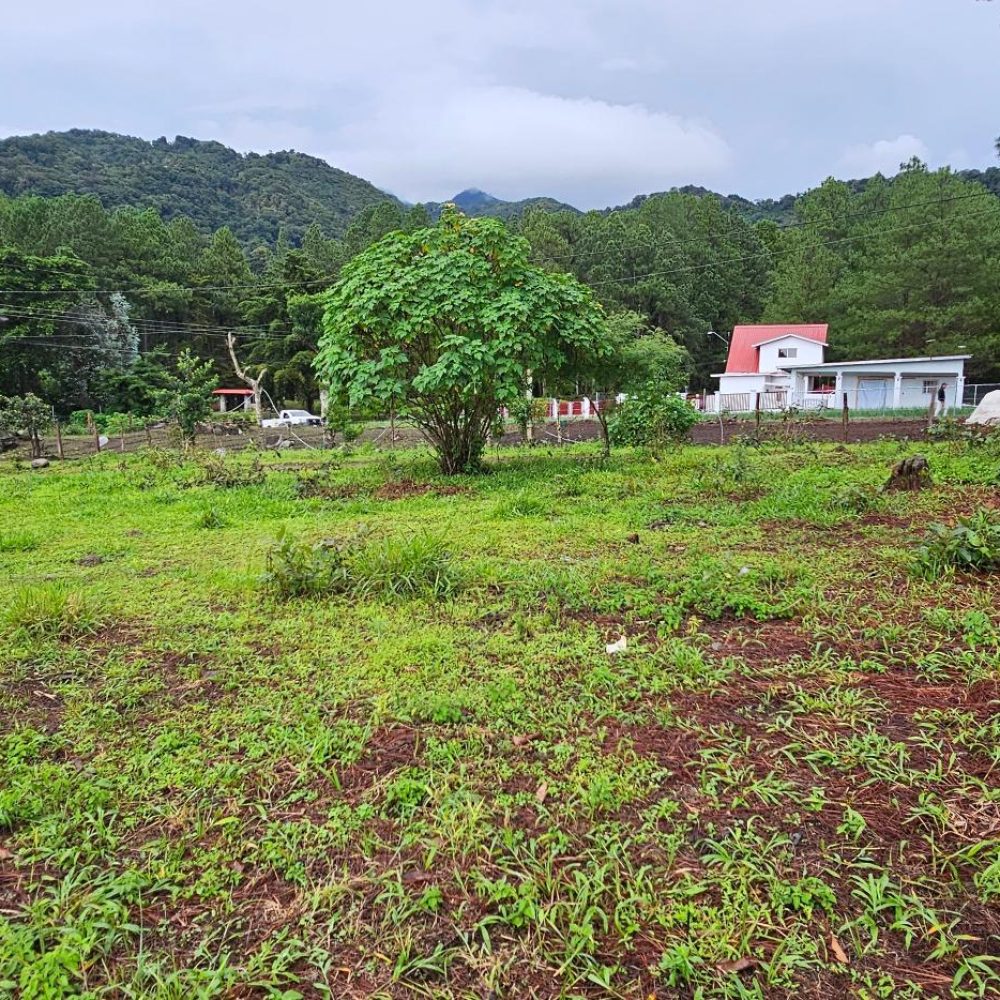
(374, 480, 469, 500)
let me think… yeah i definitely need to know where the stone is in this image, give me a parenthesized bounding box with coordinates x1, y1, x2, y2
(30, 458, 50, 469)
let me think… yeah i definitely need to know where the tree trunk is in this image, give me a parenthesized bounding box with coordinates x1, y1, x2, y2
(227, 333, 267, 425)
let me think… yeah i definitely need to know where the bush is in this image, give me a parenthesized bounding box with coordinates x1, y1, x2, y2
(262, 529, 355, 598)
(196, 453, 265, 489)
(913, 511, 1000, 579)
(1, 583, 101, 637)
(609, 393, 698, 448)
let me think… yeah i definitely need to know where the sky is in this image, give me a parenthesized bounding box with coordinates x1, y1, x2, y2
(3, 1, 1000, 208)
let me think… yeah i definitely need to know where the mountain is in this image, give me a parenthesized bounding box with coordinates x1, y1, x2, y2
(0, 129, 398, 245)
(425, 188, 580, 221)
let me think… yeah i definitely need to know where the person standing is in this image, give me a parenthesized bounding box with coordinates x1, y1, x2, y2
(937, 382, 948, 419)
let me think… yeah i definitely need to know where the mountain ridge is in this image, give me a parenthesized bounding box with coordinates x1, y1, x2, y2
(3, 129, 999, 243)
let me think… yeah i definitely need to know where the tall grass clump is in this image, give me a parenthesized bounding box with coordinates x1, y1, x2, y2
(262, 530, 459, 601)
(352, 533, 459, 600)
(0, 531, 39, 553)
(1, 583, 101, 637)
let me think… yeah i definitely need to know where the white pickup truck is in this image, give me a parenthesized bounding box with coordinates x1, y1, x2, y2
(261, 409, 324, 428)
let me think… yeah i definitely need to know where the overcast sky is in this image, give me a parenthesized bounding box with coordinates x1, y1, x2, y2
(4, 1, 999, 208)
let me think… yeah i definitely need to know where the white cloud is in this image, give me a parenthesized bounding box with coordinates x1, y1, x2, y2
(325, 85, 732, 207)
(838, 134, 929, 178)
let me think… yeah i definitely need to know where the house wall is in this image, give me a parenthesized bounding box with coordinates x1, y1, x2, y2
(757, 336, 824, 374)
(789, 362, 965, 410)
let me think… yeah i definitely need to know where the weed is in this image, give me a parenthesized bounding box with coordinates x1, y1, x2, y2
(195, 506, 227, 530)
(1, 583, 101, 637)
(913, 510, 1000, 578)
(261, 529, 355, 598)
(352, 533, 459, 600)
(0, 530, 39, 553)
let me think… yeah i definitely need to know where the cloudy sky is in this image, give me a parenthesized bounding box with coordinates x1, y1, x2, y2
(4, 1, 999, 208)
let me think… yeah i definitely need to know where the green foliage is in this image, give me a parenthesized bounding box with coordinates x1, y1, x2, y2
(316, 208, 609, 473)
(0, 129, 395, 243)
(1, 583, 101, 638)
(153, 350, 217, 444)
(262, 529, 458, 602)
(351, 533, 459, 600)
(0, 392, 52, 458)
(261, 530, 355, 599)
(0, 530, 38, 553)
(609, 393, 698, 447)
(913, 511, 1000, 578)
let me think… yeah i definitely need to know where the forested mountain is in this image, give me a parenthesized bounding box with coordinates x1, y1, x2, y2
(0, 130, 397, 244)
(424, 188, 580, 220)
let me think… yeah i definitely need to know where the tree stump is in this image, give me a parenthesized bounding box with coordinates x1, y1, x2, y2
(884, 455, 931, 492)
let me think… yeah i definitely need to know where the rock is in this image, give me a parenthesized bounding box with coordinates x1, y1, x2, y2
(213, 447, 228, 457)
(30, 458, 50, 469)
(606, 635, 628, 655)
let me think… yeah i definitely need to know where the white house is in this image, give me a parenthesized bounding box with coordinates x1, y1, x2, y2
(710, 324, 969, 412)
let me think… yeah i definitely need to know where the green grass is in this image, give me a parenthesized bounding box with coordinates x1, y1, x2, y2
(1, 438, 999, 998)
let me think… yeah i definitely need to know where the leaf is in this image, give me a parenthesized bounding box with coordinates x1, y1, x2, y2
(535, 781, 549, 803)
(716, 957, 756, 974)
(829, 933, 849, 964)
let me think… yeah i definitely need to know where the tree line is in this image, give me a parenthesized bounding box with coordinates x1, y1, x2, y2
(2, 155, 1000, 427)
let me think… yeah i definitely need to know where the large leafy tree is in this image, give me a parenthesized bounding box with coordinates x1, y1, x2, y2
(316, 208, 609, 473)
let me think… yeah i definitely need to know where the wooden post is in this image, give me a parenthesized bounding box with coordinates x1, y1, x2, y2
(842, 392, 849, 441)
(145, 423, 152, 446)
(92, 421, 102, 454)
(54, 421, 64, 460)
(754, 392, 762, 432)
(120, 427, 126, 453)
(390, 402, 396, 449)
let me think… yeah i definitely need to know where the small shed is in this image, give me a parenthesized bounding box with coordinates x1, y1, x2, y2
(213, 388, 254, 413)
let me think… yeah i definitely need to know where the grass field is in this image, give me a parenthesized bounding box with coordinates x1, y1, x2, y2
(1, 437, 999, 999)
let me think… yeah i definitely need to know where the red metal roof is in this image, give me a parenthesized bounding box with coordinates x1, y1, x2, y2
(213, 388, 255, 395)
(724, 324, 828, 374)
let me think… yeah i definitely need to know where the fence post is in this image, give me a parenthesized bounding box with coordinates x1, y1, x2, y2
(754, 392, 761, 432)
(841, 392, 849, 441)
(145, 423, 152, 447)
(92, 421, 101, 455)
(54, 421, 64, 460)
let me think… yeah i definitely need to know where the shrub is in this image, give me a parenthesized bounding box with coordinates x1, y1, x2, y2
(262, 529, 354, 598)
(609, 393, 698, 448)
(1, 583, 101, 637)
(196, 454, 264, 489)
(352, 533, 459, 600)
(195, 507, 227, 530)
(913, 511, 1000, 579)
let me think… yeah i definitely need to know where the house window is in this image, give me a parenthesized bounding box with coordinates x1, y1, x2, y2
(778, 347, 798, 359)
(922, 379, 938, 395)
(808, 375, 836, 393)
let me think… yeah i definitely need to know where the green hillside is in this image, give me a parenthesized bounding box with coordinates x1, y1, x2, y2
(0, 129, 398, 244)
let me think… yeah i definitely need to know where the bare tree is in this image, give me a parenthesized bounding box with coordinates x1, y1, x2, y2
(227, 332, 267, 425)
